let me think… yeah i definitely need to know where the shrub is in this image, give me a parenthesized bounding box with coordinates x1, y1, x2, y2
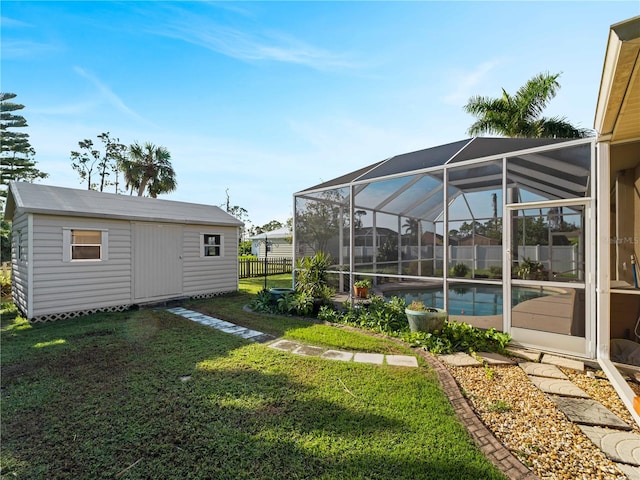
(488, 265, 502, 278)
(1, 271, 11, 299)
(318, 296, 408, 334)
(295, 253, 335, 301)
(318, 294, 511, 355)
(402, 321, 510, 354)
(449, 263, 469, 278)
(250, 289, 315, 317)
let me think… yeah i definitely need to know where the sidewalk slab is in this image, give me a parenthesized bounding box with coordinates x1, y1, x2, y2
(541, 354, 584, 372)
(292, 345, 325, 357)
(528, 376, 590, 398)
(321, 350, 354, 362)
(353, 353, 384, 365)
(438, 352, 482, 367)
(579, 425, 640, 466)
(268, 339, 300, 352)
(519, 362, 568, 379)
(550, 396, 632, 430)
(506, 346, 541, 362)
(477, 352, 515, 366)
(386, 355, 419, 368)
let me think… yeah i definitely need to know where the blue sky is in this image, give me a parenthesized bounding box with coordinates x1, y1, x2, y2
(2, 1, 638, 229)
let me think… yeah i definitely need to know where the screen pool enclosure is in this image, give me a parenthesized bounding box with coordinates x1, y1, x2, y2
(294, 137, 596, 358)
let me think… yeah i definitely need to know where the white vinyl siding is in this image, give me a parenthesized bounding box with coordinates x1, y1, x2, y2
(183, 226, 239, 296)
(10, 211, 29, 316)
(30, 216, 132, 317)
(256, 238, 293, 258)
(10, 212, 239, 319)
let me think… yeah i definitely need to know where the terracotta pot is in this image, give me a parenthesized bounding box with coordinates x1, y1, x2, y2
(353, 286, 368, 298)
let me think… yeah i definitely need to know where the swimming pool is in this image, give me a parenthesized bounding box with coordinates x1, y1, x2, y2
(383, 285, 554, 316)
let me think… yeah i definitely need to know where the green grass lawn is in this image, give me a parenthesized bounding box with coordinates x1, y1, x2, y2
(0, 279, 505, 479)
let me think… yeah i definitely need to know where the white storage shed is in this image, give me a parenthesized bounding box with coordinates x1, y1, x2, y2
(4, 182, 243, 322)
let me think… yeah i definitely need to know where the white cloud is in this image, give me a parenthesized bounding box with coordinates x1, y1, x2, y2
(1, 40, 59, 59)
(442, 59, 505, 106)
(151, 8, 359, 71)
(73, 67, 155, 126)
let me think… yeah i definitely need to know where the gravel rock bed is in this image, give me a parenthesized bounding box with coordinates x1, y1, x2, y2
(445, 362, 639, 479)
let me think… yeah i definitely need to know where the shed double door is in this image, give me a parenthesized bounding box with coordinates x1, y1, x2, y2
(133, 223, 183, 301)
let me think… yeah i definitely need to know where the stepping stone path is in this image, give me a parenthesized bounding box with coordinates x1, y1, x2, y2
(169, 307, 640, 475)
(165, 307, 273, 342)
(578, 426, 640, 466)
(550, 397, 632, 430)
(527, 375, 591, 398)
(165, 308, 419, 369)
(438, 348, 640, 475)
(518, 355, 640, 474)
(438, 352, 482, 367)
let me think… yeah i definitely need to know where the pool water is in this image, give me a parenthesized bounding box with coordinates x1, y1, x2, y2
(384, 285, 553, 316)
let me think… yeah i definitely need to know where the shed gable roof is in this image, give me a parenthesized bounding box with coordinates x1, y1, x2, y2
(4, 182, 243, 227)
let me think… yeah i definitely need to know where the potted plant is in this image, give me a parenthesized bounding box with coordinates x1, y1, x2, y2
(405, 300, 448, 333)
(353, 279, 372, 298)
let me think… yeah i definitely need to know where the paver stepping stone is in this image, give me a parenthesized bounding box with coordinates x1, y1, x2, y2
(218, 325, 247, 334)
(528, 376, 590, 398)
(292, 345, 325, 356)
(353, 353, 384, 365)
(506, 346, 541, 362)
(519, 362, 568, 379)
(615, 463, 640, 479)
(438, 352, 482, 367)
(268, 339, 300, 352)
(386, 355, 419, 368)
(321, 350, 354, 362)
(235, 329, 265, 340)
(550, 396, 632, 430)
(477, 352, 515, 365)
(578, 425, 640, 466)
(541, 353, 584, 372)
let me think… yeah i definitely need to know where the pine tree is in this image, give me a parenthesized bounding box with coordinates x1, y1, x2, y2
(1, 93, 48, 204)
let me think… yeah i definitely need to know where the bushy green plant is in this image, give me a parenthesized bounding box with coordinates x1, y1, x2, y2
(295, 252, 335, 301)
(449, 263, 469, 277)
(251, 289, 315, 317)
(403, 321, 510, 354)
(289, 291, 314, 316)
(238, 240, 252, 256)
(406, 300, 429, 312)
(318, 296, 408, 334)
(317, 294, 511, 355)
(488, 265, 502, 278)
(515, 257, 544, 279)
(250, 289, 274, 312)
(1, 271, 11, 298)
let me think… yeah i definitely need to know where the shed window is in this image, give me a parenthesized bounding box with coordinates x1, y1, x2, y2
(202, 234, 222, 257)
(64, 229, 105, 261)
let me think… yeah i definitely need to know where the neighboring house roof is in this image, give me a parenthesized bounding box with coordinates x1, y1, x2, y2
(248, 226, 291, 240)
(594, 16, 640, 143)
(4, 182, 244, 227)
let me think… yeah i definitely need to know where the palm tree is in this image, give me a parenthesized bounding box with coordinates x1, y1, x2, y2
(122, 142, 177, 197)
(464, 72, 593, 138)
